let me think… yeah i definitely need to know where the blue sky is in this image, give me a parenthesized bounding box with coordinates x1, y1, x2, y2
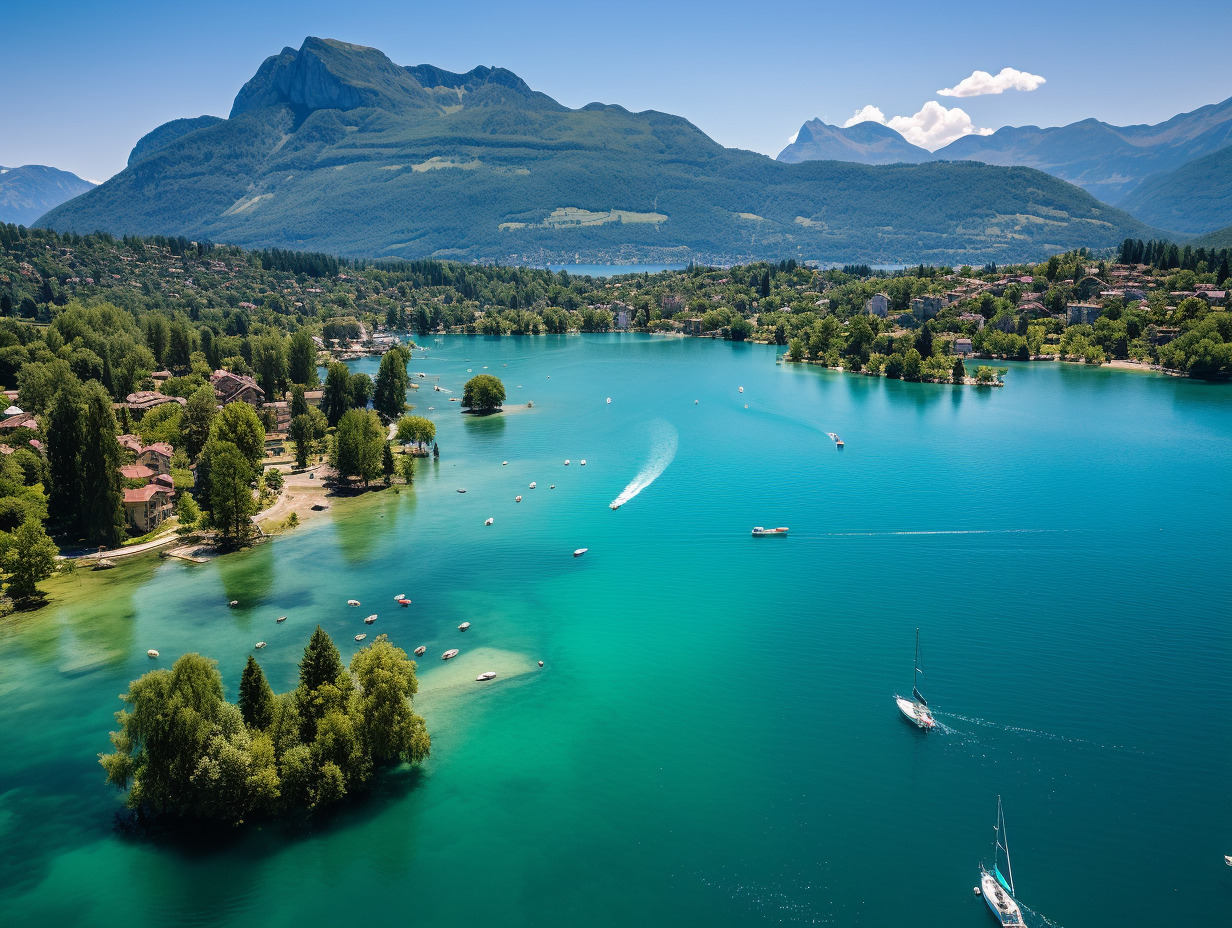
(3, 0, 1230, 182)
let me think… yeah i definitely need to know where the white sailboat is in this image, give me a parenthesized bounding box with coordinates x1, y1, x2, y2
(979, 796, 1027, 926)
(894, 628, 936, 729)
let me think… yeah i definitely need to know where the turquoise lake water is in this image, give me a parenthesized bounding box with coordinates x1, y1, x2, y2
(2, 335, 1230, 927)
(545, 263, 686, 277)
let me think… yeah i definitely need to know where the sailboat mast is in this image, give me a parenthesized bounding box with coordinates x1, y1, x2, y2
(1000, 797, 1015, 894)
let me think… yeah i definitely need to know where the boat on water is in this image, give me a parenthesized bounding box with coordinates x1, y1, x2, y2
(1225, 855, 1232, 866)
(751, 526, 789, 537)
(458, 622, 471, 631)
(364, 615, 377, 625)
(573, 547, 588, 557)
(255, 641, 267, 649)
(895, 628, 936, 730)
(580, 459, 586, 465)
(147, 649, 159, 658)
(457, 488, 466, 493)
(355, 634, 367, 642)
(502, 461, 508, 466)
(397, 597, 411, 607)
(610, 502, 621, 510)
(442, 649, 459, 660)
(606, 397, 611, 404)
(485, 517, 494, 526)
(276, 615, 287, 623)
(564, 459, 570, 465)
(414, 646, 427, 656)
(347, 599, 361, 607)
(826, 432, 845, 447)
(739, 386, 744, 393)
(529, 481, 536, 489)
(515, 495, 523, 502)
(979, 796, 1027, 927)
(228, 600, 239, 608)
(477, 671, 497, 681)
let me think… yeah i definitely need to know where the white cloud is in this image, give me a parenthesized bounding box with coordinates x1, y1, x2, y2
(842, 101, 992, 151)
(787, 131, 799, 145)
(938, 67, 1046, 98)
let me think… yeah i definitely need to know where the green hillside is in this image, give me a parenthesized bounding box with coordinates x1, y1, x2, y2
(1118, 145, 1232, 235)
(40, 37, 1158, 265)
(1189, 225, 1232, 249)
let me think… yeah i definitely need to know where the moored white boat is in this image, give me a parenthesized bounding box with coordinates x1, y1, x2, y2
(515, 495, 523, 502)
(477, 671, 497, 681)
(414, 645, 427, 656)
(485, 518, 494, 525)
(895, 628, 936, 730)
(750, 526, 789, 536)
(442, 649, 459, 660)
(255, 641, 267, 649)
(147, 649, 159, 658)
(364, 615, 377, 624)
(355, 634, 366, 642)
(347, 599, 360, 607)
(573, 547, 588, 557)
(458, 622, 470, 631)
(529, 481, 536, 489)
(276, 615, 287, 623)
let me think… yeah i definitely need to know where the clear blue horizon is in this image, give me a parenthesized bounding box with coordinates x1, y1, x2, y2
(2, 0, 1230, 182)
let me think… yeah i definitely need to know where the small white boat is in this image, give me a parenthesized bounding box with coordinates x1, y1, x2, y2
(414, 645, 427, 656)
(538, 660, 544, 667)
(695, 399, 699, 404)
(750, 526, 789, 537)
(457, 488, 466, 493)
(364, 615, 377, 625)
(515, 495, 523, 502)
(228, 600, 239, 608)
(485, 517, 494, 526)
(147, 649, 159, 658)
(895, 628, 936, 730)
(573, 548, 588, 557)
(347, 599, 361, 607)
(458, 622, 471, 631)
(739, 386, 744, 393)
(477, 671, 497, 681)
(529, 482, 537, 489)
(564, 459, 570, 465)
(1224, 855, 1232, 867)
(276, 615, 287, 623)
(442, 649, 459, 660)
(502, 461, 508, 466)
(355, 634, 367, 642)
(606, 397, 611, 404)
(393, 594, 405, 601)
(549, 484, 555, 489)
(255, 641, 267, 649)
(979, 797, 1026, 926)
(580, 459, 586, 466)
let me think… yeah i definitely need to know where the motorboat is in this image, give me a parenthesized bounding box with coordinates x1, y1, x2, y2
(397, 597, 411, 607)
(580, 459, 586, 465)
(529, 482, 537, 489)
(364, 615, 377, 625)
(457, 488, 466, 493)
(610, 502, 621, 510)
(414, 646, 427, 656)
(515, 495, 523, 502)
(355, 634, 367, 642)
(458, 622, 470, 631)
(739, 386, 744, 393)
(573, 547, 588, 557)
(147, 649, 159, 658)
(442, 649, 459, 660)
(347, 599, 361, 607)
(255, 641, 267, 649)
(895, 628, 936, 730)
(564, 459, 570, 465)
(538, 660, 544, 667)
(502, 461, 508, 465)
(393, 594, 405, 601)
(750, 526, 789, 537)
(477, 671, 497, 681)
(276, 615, 287, 623)
(550, 484, 555, 489)
(606, 397, 611, 404)
(485, 518, 494, 526)
(229, 600, 239, 608)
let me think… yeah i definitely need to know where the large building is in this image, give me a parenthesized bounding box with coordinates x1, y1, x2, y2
(864, 293, 890, 317)
(211, 369, 265, 407)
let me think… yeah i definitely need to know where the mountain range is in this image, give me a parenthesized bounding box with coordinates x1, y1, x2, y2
(0, 165, 95, 226)
(38, 37, 1156, 265)
(779, 97, 1232, 233)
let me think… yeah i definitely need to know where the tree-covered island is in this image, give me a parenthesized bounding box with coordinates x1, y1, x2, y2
(100, 628, 429, 825)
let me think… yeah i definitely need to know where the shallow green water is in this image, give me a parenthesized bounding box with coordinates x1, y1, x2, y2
(2, 335, 1230, 927)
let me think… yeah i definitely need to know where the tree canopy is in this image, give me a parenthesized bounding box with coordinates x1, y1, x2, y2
(462, 374, 505, 413)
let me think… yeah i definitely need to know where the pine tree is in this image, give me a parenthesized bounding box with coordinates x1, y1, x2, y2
(78, 383, 125, 547)
(299, 626, 344, 693)
(382, 442, 395, 485)
(46, 382, 85, 533)
(1218, 254, 1230, 287)
(238, 655, 275, 729)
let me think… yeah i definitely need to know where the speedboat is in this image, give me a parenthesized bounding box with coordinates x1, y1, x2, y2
(442, 649, 459, 660)
(485, 518, 494, 526)
(529, 482, 536, 489)
(610, 502, 620, 510)
(393, 594, 405, 601)
(477, 671, 497, 681)
(414, 646, 427, 656)
(147, 649, 159, 658)
(573, 547, 588, 557)
(255, 641, 267, 649)
(347, 599, 361, 607)
(502, 461, 508, 465)
(458, 622, 470, 631)
(276, 615, 287, 623)
(564, 459, 570, 465)
(515, 495, 523, 502)
(580, 459, 586, 465)
(364, 615, 377, 625)
(355, 634, 366, 642)
(750, 526, 789, 537)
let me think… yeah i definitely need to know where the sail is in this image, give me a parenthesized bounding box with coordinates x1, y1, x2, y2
(912, 685, 928, 706)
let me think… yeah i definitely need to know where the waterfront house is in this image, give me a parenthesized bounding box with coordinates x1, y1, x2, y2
(122, 478, 175, 533)
(952, 337, 974, 355)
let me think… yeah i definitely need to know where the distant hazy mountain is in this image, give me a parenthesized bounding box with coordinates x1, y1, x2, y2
(38, 37, 1156, 264)
(778, 119, 930, 165)
(1117, 145, 1232, 235)
(0, 165, 95, 226)
(779, 97, 1232, 209)
(128, 115, 225, 166)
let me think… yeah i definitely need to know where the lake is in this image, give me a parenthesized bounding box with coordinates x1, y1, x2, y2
(2, 335, 1229, 928)
(545, 263, 687, 277)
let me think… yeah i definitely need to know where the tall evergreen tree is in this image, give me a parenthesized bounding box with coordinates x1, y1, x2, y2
(372, 347, 409, 420)
(287, 330, 319, 387)
(78, 382, 125, 547)
(238, 655, 275, 730)
(299, 626, 344, 693)
(46, 382, 84, 532)
(206, 440, 256, 546)
(321, 361, 352, 427)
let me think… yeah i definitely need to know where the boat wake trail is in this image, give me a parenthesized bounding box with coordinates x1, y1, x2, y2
(610, 420, 678, 510)
(937, 713, 1147, 755)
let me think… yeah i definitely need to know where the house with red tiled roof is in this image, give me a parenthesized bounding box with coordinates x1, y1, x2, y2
(117, 436, 173, 474)
(124, 390, 186, 419)
(119, 463, 158, 483)
(122, 479, 175, 533)
(0, 412, 38, 434)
